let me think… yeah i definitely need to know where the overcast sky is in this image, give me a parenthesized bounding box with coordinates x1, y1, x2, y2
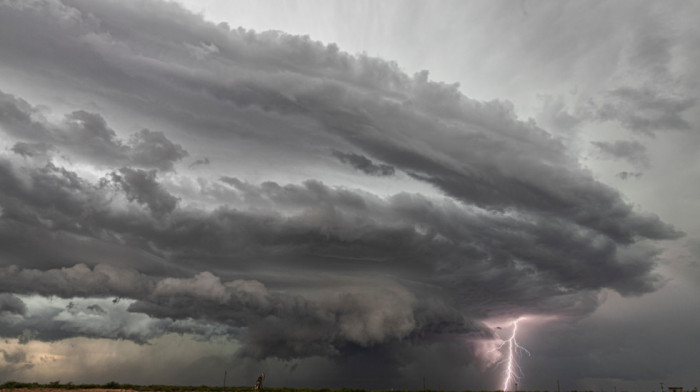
(1, 1, 699, 391)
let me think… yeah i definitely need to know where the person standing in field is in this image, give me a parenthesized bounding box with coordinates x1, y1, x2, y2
(254, 372, 265, 391)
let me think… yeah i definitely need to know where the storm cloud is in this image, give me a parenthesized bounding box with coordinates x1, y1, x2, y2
(0, 91, 188, 171)
(0, 0, 693, 389)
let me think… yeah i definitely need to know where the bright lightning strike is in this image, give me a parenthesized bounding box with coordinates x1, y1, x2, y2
(497, 317, 531, 392)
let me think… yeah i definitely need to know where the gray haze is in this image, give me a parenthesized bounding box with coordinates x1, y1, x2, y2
(1, 1, 699, 390)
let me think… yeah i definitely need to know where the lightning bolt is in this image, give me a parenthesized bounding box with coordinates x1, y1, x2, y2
(497, 317, 530, 391)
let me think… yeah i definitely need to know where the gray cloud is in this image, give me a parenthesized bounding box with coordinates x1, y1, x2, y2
(0, 265, 478, 360)
(0, 160, 673, 348)
(0, 2, 681, 245)
(0, 264, 154, 299)
(63, 110, 128, 162)
(132, 272, 465, 359)
(188, 157, 210, 168)
(617, 171, 643, 180)
(0, 91, 188, 171)
(594, 87, 696, 136)
(332, 150, 395, 176)
(308, 92, 679, 244)
(0, 295, 233, 345)
(128, 129, 189, 171)
(0, 293, 27, 315)
(0, 346, 33, 378)
(1, 348, 27, 364)
(10, 142, 55, 158)
(591, 140, 650, 169)
(105, 167, 179, 216)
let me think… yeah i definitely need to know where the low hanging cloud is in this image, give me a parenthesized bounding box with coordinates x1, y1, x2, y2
(0, 294, 234, 345)
(0, 265, 480, 359)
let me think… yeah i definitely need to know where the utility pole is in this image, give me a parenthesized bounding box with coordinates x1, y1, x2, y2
(557, 379, 561, 392)
(423, 376, 426, 391)
(223, 370, 227, 388)
(660, 382, 665, 392)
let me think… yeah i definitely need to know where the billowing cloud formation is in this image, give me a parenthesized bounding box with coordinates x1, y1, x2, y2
(0, 151, 677, 358)
(0, 91, 188, 171)
(0, 294, 233, 345)
(0, 264, 477, 360)
(0, 0, 688, 388)
(106, 167, 180, 216)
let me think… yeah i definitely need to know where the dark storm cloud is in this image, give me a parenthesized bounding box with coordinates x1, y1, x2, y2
(0, 1, 680, 244)
(207, 178, 667, 297)
(591, 140, 650, 169)
(0, 0, 687, 384)
(130, 272, 478, 359)
(594, 87, 696, 135)
(0, 159, 671, 354)
(0, 157, 179, 273)
(0, 90, 188, 171)
(0, 293, 27, 315)
(105, 167, 179, 216)
(0, 149, 488, 356)
(0, 265, 479, 357)
(0, 158, 104, 236)
(127, 129, 189, 171)
(0, 146, 661, 355)
(0, 264, 154, 299)
(332, 150, 395, 176)
(306, 89, 679, 244)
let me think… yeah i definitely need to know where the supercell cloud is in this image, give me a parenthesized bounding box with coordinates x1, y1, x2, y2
(0, 0, 693, 389)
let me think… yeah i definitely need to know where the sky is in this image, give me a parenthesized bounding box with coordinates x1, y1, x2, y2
(0, 0, 699, 391)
